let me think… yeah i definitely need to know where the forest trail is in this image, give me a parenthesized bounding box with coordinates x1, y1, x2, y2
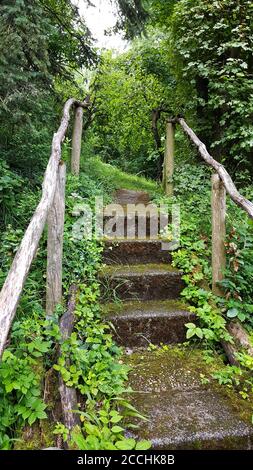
(2, 1, 253, 454)
(100, 189, 253, 450)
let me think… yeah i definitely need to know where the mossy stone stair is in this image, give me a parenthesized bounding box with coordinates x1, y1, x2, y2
(102, 300, 194, 347)
(126, 350, 253, 450)
(101, 189, 253, 450)
(100, 264, 185, 302)
(103, 239, 172, 265)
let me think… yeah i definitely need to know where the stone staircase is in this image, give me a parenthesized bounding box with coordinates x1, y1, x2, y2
(100, 190, 253, 450)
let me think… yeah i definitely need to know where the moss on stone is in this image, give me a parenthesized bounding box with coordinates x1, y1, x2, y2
(14, 421, 56, 450)
(124, 347, 253, 449)
(100, 263, 180, 277)
(125, 346, 253, 423)
(102, 299, 189, 317)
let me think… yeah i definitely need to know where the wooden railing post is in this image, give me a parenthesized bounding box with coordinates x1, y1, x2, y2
(211, 173, 226, 296)
(0, 99, 89, 359)
(71, 106, 83, 176)
(46, 162, 66, 316)
(163, 120, 175, 196)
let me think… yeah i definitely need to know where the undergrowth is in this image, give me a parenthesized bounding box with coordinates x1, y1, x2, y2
(81, 156, 160, 202)
(0, 153, 253, 448)
(154, 162, 253, 409)
(0, 160, 155, 450)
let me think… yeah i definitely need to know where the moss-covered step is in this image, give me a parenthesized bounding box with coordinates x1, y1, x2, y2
(103, 212, 168, 238)
(99, 264, 185, 302)
(103, 188, 168, 238)
(114, 189, 151, 205)
(125, 349, 253, 450)
(102, 300, 194, 347)
(103, 239, 173, 265)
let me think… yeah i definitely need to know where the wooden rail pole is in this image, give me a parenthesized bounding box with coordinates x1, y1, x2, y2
(211, 173, 226, 296)
(71, 106, 83, 176)
(58, 284, 81, 446)
(46, 162, 66, 316)
(163, 121, 175, 196)
(0, 98, 88, 359)
(177, 117, 253, 219)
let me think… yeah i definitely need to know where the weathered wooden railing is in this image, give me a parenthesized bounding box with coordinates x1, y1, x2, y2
(163, 118, 253, 362)
(163, 117, 253, 296)
(0, 98, 89, 358)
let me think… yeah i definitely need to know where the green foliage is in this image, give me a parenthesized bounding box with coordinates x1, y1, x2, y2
(0, 170, 102, 448)
(212, 366, 243, 387)
(117, 0, 253, 174)
(220, 208, 253, 328)
(40, 0, 96, 76)
(0, 159, 23, 225)
(54, 282, 129, 399)
(0, 0, 52, 175)
(148, 0, 253, 173)
(54, 402, 151, 450)
(114, 0, 149, 38)
(90, 38, 173, 177)
(0, 164, 155, 449)
(212, 359, 253, 402)
(0, 312, 58, 449)
(0, 0, 95, 183)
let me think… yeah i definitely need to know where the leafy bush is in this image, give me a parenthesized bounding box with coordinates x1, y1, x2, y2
(151, 0, 253, 174)
(0, 159, 24, 225)
(0, 165, 154, 449)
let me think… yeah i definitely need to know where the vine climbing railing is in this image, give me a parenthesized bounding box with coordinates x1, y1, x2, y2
(0, 98, 88, 358)
(163, 117, 253, 293)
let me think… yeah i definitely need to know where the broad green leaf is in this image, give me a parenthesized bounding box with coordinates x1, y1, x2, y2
(135, 440, 152, 450)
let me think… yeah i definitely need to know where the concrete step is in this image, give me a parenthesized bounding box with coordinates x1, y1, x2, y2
(103, 212, 168, 238)
(99, 264, 185, 302)
(114, 189, 151, 205)
(102, 300, 194, 347)
(103, 239, 172, 265)
(125, 349, 253, 450)
(103, 189, 169, 238)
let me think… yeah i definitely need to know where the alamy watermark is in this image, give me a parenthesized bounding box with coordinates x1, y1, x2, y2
(71, 195, 181, 251)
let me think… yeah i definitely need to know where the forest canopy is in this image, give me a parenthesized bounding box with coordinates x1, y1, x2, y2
(112, 0, 253, 177)
(0, 0, 95, 181)
(1, 0, 253, 189)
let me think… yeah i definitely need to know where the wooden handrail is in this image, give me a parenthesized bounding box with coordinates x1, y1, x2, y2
(162, 116, 253, 363)
(0, 98, 89, 358)
(163, 117, 253, 290)
(176, 117, 253, 220)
